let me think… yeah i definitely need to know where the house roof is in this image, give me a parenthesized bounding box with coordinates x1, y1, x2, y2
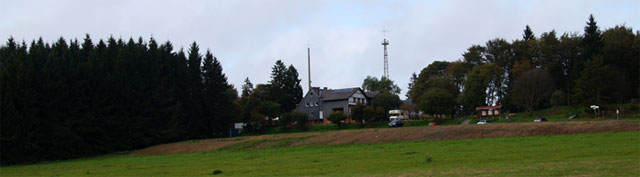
(476, 105, 503, 110)
(320, 87, 362, 101)
(306, 87, 377, 102)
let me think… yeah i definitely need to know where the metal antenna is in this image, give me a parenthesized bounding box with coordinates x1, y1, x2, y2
(307, 40, 312, 91)
(381, 28, 390, 79)
(381, 27, 390, 38)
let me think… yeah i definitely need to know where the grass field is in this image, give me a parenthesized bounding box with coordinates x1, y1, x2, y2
(2, 131, 638, 176)
(460, 104, 640, 125)
(254, 119, 451, 135)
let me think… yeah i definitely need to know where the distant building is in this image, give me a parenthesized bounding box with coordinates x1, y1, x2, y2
(476, 105, 503, 118)
(296, 87, 378, 125)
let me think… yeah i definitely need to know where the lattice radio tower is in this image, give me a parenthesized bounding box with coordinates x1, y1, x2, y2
(381, 29, 390, 79)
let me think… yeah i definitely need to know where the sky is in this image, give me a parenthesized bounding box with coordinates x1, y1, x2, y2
(2, 0, 639, 98)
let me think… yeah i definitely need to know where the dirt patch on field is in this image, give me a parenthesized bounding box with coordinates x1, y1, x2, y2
(132, 132, 315, 155)
(132, 120, 639, 155)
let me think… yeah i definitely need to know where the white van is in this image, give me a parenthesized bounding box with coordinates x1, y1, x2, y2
(389, 110, 408, 120)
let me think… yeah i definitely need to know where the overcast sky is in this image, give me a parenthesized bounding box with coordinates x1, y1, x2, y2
(2, 0, 638, 98)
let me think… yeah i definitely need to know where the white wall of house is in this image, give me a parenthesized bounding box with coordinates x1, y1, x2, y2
(349, 90, 367, 105)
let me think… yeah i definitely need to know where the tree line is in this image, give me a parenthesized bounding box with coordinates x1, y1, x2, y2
(408, 15, 639, 117)
(0, 35, 304, 165)
(1, 14, 636, 165)
(237, 60, 304, 132)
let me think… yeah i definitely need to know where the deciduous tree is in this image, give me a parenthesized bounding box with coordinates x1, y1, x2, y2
(458, 63, 504, 113)
(511, 69, 554, 116)
(418, 88, 456, 121)
(350, 104, 368, 127)
(372, 91, 403, 120)
(362, 76, 401, 95)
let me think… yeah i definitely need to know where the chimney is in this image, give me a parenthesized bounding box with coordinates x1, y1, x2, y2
(323, 87, 328, 90)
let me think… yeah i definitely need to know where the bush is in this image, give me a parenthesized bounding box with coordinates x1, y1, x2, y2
(212, 170, 223, 175)
(291, 111, 309, 131)
(567, 107, 583, 118)
(621, 103, 640, 113)
(327, 111, 347, 129)
(279, 111, 308, 131)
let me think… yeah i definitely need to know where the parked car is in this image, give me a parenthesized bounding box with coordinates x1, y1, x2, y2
(389, 120, 404, 127)
(534, 117, 548, 122)
(476, 120, 489, 124)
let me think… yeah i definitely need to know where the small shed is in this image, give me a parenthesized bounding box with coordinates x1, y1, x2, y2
(476, 105, 503, 118)
(226, 123, 246, 137)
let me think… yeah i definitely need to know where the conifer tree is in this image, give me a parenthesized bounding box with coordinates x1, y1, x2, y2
(268, 60, 302, 113)
(582, 14, 603, 60)
(523, 25, 535, 41)
(573, 56, 611, 105)
(573, 14, 603, 86)
(241, 77, 254, 97)
(284, 65, 303, 111)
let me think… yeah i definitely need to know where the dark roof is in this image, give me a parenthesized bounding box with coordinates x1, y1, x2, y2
(306, 87, 376, 102)
(320, 87, 362, 101)
(476, 105, 503, 110)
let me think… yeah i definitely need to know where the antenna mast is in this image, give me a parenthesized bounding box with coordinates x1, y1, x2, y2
(381, 29, 390, 79)
(307, 45, 312, 91)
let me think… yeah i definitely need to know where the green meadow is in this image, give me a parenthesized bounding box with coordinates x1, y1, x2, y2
(1, 131, 638, 176)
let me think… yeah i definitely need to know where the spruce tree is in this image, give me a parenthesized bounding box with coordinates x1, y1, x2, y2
(268, 60, 288, 113)
(241, 77, 254, 97)
(583, 14, 603, 60)
(573, 14, 603, 85)
(284, 65, 303, 111)
(523, 25, 535, 41)
(202, 50, 235, 136)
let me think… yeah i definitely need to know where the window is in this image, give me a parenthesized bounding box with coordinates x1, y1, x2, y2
(310, 112, 314, 117)
(315, 102, 318, 106)
(306, 103, 309, 107)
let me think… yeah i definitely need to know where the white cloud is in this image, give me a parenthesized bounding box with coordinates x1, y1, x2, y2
(1, 0, 638, 98)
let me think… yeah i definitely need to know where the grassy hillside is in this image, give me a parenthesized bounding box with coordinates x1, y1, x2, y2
(252, 104, 640, 135)
(462, 104, 640, 124)
(2, 131, 638, 176)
